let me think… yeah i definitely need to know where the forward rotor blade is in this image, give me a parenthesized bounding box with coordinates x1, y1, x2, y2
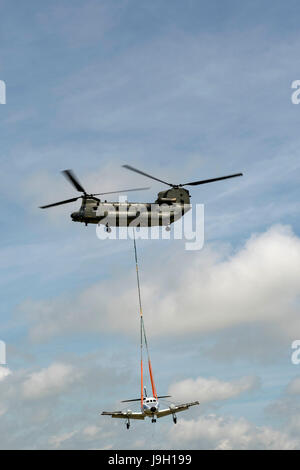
(40, 197, 80, 209)
(93, 187, 150, 196)
(123, 164, 172, 186)
(181, 173, 243, 186)
(62, 169, 86, 193)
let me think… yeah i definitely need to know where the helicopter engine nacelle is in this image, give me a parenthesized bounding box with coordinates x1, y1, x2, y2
(156, 188, 190, 205)
(156, 197, 177, 204)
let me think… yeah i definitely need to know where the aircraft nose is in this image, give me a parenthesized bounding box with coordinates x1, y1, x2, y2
(150, 406, 156, 412)
(71, 212, 79, 220)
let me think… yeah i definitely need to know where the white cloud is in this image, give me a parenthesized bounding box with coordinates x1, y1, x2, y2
(0, 369, 11, 417)
(49, 430, 77, 449)
(20, 225, 300, 349)
(82, 425, 101, 438)
(22, 362, 81, 399)
(168, 414, 298, 450)
(265, 376, 300, 423)
(0, 352, 130, 449)
(0, 366, 11, 381)
(169, 375, 259, 404)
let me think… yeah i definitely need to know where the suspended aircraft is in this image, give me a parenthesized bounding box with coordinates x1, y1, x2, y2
(40, 165, 243, 231)
(101, 233, 199, 429)
(101, 388, 199, 429)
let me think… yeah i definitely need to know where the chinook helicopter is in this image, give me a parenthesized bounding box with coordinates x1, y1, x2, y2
(40, 165, 243, 231)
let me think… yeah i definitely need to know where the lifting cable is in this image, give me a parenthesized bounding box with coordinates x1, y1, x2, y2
(132, 229, 158, 407)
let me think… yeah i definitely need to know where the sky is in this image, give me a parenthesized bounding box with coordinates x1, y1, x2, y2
(1, 0, 300, 449)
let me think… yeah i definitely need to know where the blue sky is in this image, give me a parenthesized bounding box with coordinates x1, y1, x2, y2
(1, 0, 300, 449)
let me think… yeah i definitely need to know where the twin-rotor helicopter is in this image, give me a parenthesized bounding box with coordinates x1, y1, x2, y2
(40, 165, 243, 231)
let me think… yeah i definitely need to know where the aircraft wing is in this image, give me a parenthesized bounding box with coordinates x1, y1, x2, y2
(101, 411, 145, 420)
(156, 401, 199, 418)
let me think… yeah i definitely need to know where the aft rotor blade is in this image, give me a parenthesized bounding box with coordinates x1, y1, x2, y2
(123, 164, 173, 186)
(62, 169, 86, 193)
(40, 197, 80, 209)
(181, 173, 243, 186)
(93, 187, 150, 196)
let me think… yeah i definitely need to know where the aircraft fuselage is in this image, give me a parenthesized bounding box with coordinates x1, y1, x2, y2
(71, 188, 191, 227)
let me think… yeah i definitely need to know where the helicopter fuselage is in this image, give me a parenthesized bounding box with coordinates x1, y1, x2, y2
(71, 188, 191, 227)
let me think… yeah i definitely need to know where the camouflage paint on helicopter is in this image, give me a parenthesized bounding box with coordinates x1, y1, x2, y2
(40, 165, 242, 230)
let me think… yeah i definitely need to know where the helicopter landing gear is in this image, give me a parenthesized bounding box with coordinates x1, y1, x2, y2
(165, 225, 171, 232)
(105, 224, 111, 233)
(126, 418, 130, 430)
(173, 414, 177, 424)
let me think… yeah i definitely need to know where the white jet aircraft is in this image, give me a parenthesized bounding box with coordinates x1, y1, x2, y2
(101, 386, 199, 429)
